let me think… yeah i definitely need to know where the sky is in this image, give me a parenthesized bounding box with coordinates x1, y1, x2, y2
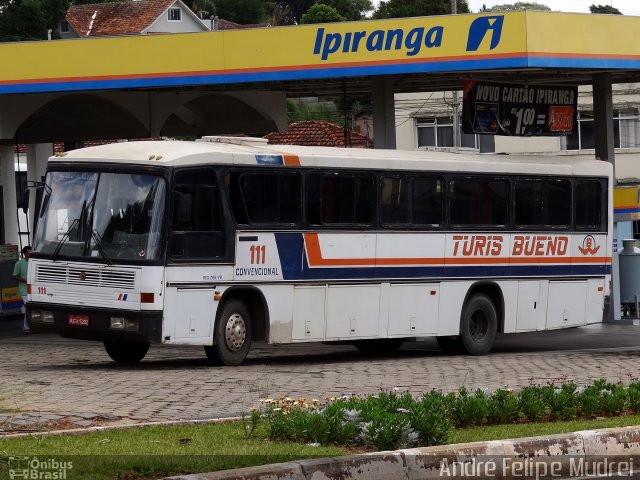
(370, 1, 640, 16)
(467, 0, 640, 15)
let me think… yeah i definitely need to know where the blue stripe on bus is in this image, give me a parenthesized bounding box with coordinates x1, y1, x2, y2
(256, 155, 284, 165)
(274, 233, 611, 281)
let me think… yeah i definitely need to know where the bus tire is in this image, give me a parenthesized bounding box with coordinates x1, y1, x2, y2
(205, 299, 252, 366)
(353, 338, 404, 353)
(459, 293, 497, 355)
(103, 341, 149, 363)
(436, 336, 463, 354)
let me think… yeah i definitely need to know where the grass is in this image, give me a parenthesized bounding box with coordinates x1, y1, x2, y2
(3, 415, 640, 479)
(448, 415, 640, 444)
(0, 422, 346, 480)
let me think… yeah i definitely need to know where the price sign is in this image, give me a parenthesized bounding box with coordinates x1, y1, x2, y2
(462, 80, 577, 137)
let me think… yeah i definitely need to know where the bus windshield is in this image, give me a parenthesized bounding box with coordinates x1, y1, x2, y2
(33, 171, 166, 262)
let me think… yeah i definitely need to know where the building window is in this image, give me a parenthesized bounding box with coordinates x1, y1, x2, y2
(565, 109, 639, 150)
(60, 20, 69, 33)
(416, 117, 494, 152)
(168, 8, 181, 21)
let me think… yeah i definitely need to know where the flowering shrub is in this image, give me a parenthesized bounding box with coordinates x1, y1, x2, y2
(252, 379, 640, 451)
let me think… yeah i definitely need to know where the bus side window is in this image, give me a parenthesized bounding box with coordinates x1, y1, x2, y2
(170, 168, 224, 260)
(313, 173, 375, 225)
(450, 177, 508, 227)
(381, 177, 411, 225)
(575, 180, 602, 230)
(238, 172, 301, 225)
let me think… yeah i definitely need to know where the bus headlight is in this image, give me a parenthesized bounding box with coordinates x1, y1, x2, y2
(110, 317, 139, 331)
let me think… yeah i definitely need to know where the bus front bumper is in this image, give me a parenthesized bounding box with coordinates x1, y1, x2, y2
(26, 302, 163, 343)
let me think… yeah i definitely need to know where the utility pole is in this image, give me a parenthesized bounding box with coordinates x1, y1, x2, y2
(451, 0, 460, 148)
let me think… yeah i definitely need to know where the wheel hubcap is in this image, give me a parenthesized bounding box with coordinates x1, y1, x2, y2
(224, 313, 246, 352)
(470, 311, 488, 341)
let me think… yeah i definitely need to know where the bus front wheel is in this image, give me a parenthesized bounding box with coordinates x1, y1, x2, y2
(103, 341, 149, 363)
(205, 299, 252, 366)
(459, 293, 497, 355)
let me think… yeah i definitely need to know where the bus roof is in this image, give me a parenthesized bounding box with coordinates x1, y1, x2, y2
(51, 140, 612, 177)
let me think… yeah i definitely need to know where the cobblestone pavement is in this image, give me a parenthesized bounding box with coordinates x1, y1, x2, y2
(2, 317, 640, 432)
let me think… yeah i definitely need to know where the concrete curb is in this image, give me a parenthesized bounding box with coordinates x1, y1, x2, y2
(164, 426, 640, 480)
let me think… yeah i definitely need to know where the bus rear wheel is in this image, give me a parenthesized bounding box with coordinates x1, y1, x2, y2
(459, 293, 497, 355)
(205, 299, 252, 366)
(104, 341, 149, 363)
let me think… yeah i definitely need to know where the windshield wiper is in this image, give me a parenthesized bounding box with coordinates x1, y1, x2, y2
(52, 199, 88, 261)
(90, 230, 113, 266)
(51, 218, 79, 261)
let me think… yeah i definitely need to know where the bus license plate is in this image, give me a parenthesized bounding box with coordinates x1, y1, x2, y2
(68, 314, 90, 326)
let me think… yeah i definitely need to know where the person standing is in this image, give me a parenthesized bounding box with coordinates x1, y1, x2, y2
(13, 245, 31, 334)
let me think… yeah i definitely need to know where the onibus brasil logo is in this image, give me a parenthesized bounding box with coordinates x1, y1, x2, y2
(7, 456, 73, 479)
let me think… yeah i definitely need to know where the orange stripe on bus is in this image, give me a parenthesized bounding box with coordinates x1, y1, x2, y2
(303, 233, 611, 267)
(283, 155, 300, 166)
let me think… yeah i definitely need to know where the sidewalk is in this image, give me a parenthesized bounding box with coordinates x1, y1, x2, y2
(164, 426, 640, 480)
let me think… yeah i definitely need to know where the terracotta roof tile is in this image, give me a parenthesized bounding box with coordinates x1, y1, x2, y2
(264, 121, 372, 148)
(66, 0, 179, 37)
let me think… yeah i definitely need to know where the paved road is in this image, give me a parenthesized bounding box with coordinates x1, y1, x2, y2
(2, 316, 640, 427)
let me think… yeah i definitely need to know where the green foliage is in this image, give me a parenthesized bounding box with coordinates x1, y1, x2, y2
(412, 391, 452, 446)
(589, 4, 622, 14)
(487, 389, 520, 424)
(518, 386, 547, 422)
(373, 0, 470, 19)
(0, 0, 69, 42)
(541, 383, 577, 421)
(269, 0, 316, 25)
(211, 0, 269, 24)
(447, 387, 489, 427)
(317, 0, 373, 21)
(480, 2, 551, 12)
(241, 409, 261, 439)
(628, 382, 640, 413)
(577, 388, 600, 418)
(300, 4, 345, 24)
(260, 380, 640, 452)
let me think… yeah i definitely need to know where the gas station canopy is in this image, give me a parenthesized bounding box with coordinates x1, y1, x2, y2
(3, 11, 640, 97)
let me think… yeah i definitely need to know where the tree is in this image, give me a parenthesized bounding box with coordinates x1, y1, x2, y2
(270, 0, 316, 25)
(300, 4, 345, 23)
(207, 0, 269, 24)
(589, 4, 622, 14)
(373, 0, 470, 19)
(481, 2, 550, 12)
(316, 0, 373, 21)
(0, 0, 69, 42)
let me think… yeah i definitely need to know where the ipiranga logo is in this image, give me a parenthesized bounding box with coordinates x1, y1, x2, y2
(312, 15, 504, 61)
(313, 25, 444, 61)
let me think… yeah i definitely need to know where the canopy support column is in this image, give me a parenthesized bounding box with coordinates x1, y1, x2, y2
(372, 76, 396, 150)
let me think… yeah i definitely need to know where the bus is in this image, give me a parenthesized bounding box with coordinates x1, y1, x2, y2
(26, 138, 612, 365)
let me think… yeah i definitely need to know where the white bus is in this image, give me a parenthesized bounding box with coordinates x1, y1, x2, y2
(27, 138, 612, 365)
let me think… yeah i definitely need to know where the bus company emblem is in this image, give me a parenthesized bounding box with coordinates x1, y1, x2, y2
(79, 271, 86, 281)
(578, 235, 600, 255)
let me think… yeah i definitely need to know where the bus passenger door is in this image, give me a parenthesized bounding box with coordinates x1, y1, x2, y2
(166, 166, 229, 344)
